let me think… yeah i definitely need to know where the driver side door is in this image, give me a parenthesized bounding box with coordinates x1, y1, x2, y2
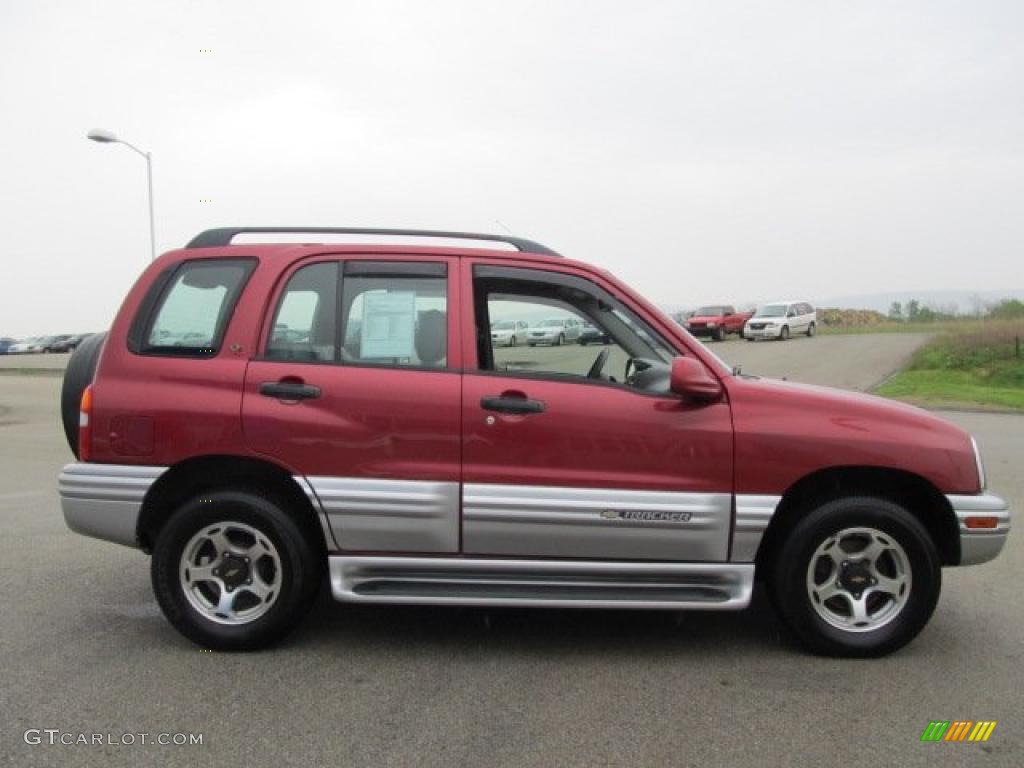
(459, 262, 734, 562)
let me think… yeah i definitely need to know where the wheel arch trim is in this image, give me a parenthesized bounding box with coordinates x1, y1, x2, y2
(744, 465, 961, 566)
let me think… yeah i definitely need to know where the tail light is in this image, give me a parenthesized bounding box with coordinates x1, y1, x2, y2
(79, 385, 93, 461)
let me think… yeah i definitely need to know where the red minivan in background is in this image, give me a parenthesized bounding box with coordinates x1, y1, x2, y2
(57, 227, 1009, 656)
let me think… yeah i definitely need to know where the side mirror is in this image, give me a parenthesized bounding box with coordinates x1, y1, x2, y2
(670, 357, 723, 402)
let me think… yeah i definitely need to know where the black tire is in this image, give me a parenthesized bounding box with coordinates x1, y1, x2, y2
(770, 496, 941, 657)
(60, 332, 107, 458)
(557, 333, 565, 346)
(151, 490, 323, 651)
(807, 322, 816, 337)
(579, 338, 588, 346)
(510, 335, 516, 347)
(714, 326, 726, 342)
(779, 325, 790, 341)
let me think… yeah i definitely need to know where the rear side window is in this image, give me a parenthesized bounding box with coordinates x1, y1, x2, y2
(139, 259, 254, 357)
(339, 262, 448, 369)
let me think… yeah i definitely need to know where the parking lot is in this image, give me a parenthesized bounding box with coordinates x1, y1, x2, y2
(1, 333, 1020, 767)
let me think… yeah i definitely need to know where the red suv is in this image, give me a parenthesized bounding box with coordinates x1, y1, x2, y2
(58, 227, 1009, 655)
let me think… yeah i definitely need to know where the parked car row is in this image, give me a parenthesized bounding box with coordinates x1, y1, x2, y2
(491, 317, 607, 348)
(682, 301, 817, 342)
(1, 333, 94, 354)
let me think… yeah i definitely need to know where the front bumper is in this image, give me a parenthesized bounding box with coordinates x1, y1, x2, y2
(946, 492, 1011, 565)
(744, 326, 781, 339)
(58, 462, 167, 547)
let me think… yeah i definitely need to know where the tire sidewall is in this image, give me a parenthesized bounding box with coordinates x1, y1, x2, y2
(773, 497, 941, 657)
(151, 490, 321, 650)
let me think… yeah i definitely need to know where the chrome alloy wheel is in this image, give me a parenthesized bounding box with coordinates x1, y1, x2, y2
(805, 527, 912, 633)
(179, 521, 282, 625)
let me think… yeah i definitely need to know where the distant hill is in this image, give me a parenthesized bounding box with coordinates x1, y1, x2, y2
(661, 288, 1024, 319)
(813, 289, 1024, 315)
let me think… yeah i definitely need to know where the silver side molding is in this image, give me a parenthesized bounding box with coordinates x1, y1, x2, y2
(307, 476, 459, 553)
(59, 462, 167, 547)
(732, 494, 782, 562)
(330, 555, 755, 610)
(463, 484, 732, 561)
(947, 492, 1011, 566)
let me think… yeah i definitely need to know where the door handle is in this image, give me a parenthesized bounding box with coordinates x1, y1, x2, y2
(259, 381, 321, 401)
(481, 395, 545, 415)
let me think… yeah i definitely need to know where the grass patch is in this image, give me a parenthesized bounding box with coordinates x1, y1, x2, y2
(876, 369, 1024, 410)
(875, 319, 1024, 410)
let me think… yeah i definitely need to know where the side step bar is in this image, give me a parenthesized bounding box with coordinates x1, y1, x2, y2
(329, 556, 754, 610)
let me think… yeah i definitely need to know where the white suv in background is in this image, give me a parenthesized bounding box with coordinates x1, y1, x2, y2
(743, 301, 817, 341)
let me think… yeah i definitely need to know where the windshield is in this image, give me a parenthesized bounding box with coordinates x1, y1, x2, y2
(492, 320, 515, 330)
(538, 319, 564, 327)
(695, 306, 725, 316)
(756, 304, 787, 318)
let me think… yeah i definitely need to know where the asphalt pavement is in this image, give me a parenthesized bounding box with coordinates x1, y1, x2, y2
(0, 333, 1020, 768)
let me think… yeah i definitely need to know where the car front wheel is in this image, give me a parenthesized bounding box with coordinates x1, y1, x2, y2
(779, 325, 790, 341)
(152, 490, 323, 650)
(770, 496, 941, 657)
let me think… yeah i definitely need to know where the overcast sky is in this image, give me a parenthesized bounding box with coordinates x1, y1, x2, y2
(2, 1, 1022, 336)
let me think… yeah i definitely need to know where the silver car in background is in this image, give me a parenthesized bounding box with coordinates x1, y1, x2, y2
(527, 317, 583, 346)
(491, 320, 530, 347)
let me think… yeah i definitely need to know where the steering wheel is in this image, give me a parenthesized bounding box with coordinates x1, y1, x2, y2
(587, 348, 611, 379)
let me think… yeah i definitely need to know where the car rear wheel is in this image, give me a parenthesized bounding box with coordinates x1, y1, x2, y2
(151, 490, 323, 650)
(780, 325, 790, 341)
(807, 322, 816, 337)
(770, 496, 940, 657)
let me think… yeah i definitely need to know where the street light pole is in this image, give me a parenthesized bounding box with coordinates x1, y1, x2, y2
(87, 128, 157, 261)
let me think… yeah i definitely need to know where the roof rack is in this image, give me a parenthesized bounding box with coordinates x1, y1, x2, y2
(185, 227, 561, 256)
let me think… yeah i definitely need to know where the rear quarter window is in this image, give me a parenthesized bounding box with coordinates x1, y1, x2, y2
(131, 258, 255, 357)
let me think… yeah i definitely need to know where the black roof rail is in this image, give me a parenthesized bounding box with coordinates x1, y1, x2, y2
(185, 227, 561, 256)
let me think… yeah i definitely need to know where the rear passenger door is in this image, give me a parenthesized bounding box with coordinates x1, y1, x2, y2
(242, 256, 462, 553)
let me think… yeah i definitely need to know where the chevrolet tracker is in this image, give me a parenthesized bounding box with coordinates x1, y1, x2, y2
(58, 227, 1010, 655)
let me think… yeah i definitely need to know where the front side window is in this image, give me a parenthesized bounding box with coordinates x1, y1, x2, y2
(339, 264, 448, 368)
(143, 259, 253, 356)
(474, 266, 677, 392)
